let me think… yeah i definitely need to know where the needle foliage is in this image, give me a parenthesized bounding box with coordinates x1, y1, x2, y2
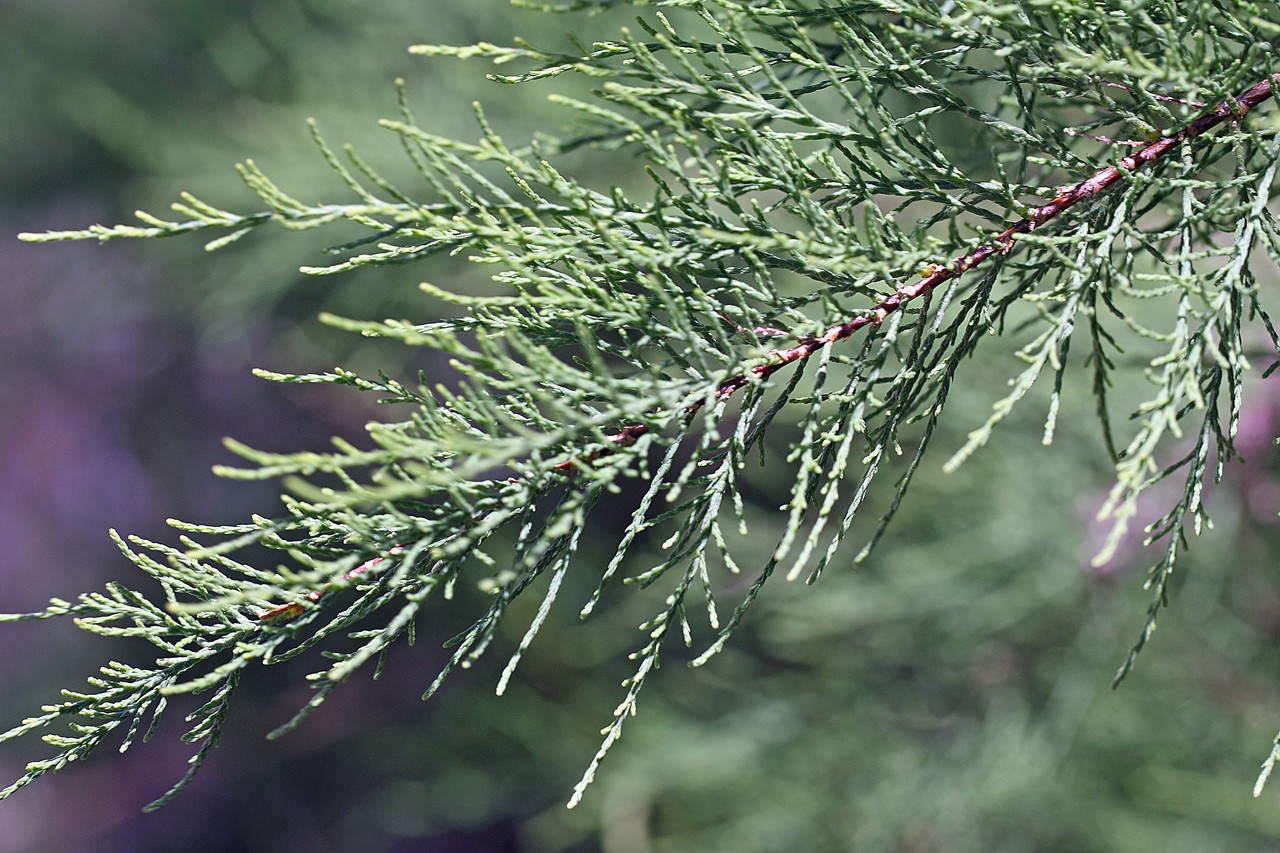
(7, 0, 1280, 814)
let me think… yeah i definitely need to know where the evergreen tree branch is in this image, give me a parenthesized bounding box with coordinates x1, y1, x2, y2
(8, 0, 1280, 810)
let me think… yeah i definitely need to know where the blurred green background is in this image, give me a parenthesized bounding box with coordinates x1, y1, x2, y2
(5, 2, 1280, 851)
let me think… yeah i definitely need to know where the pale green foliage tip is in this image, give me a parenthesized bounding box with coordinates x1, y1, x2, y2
(9, 0, 1280, 808)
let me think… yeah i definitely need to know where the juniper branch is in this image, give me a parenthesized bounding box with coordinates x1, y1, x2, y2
(8, 0, 1280, 816)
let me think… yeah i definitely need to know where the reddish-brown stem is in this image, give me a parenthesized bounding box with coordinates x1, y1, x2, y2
(555, 73, 1280, 472)
(1091, 77, 1208, 108)
(258, 546, 404, 622)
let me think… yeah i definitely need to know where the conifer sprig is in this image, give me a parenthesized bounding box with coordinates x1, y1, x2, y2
(8, 0, 1280, 809)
